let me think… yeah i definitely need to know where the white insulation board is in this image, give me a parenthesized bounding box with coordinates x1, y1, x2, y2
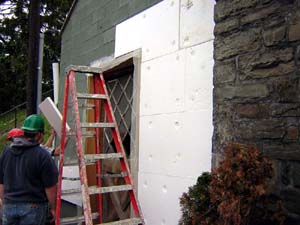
(138, 173, 197, 225)
(39, 97, 70, 137)
(114, 0, 215, 224)
(139, 111, 212, 178)
(140, 49, 185, 116)
(185, 41, 214, 111)
(115, 0, 179, 61)
(61, 165, 82, 206)
(180, 0, 215, 48)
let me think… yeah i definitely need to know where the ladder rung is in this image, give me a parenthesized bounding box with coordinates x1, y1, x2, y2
(66, 65, 102, 74)
(62, 176, 80, 181)
(85, 153, 123, 162)
(63, 158, 78, 166)
(89, 185, 133, 195)
(77, 93, 108, 100)
(81, 122, 116, 128)
(79, 103, 95, 108)
(61, 188, 81, 195)
(63, 158, 94, 166)
(61, 185, 133, 196)
(67, 131, 96, 137)
(96, 218, 143, 225)
(61, 212, 99, 224)
(97, 172, 128, 178)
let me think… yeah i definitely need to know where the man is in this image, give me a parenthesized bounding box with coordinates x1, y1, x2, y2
(7, 127, 59, 156)
(6, 128, 24, 142)
(0, 114, 58, 225)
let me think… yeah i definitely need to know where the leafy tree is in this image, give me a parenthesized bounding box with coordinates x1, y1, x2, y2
(0, 0, 73, 114)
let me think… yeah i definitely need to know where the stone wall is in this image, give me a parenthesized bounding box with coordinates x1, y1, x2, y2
(213, 0, 300, 223)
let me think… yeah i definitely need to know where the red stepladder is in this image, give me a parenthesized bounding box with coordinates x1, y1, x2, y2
(55, 65, 144, 225)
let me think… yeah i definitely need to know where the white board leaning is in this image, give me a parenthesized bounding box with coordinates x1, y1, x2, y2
(39, 97, 70, 137)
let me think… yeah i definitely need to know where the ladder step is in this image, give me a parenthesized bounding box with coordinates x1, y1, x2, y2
(67, 131, 96, 137)
(89, 185, 133, 195)
(62, 176, 80, 181)
(85, 153, 123, 163)
(63, 158, 78, 166)
(63, 153, 122, 166)
(69, 103, 96, 108)
(65, 65, 102, 74)
(63, 158, 95, 166)
(61, 212, 99, 224)
(77, 93, 108, 100)
(96, 218, 143, 225)
(61, 185, 133, 196)
(81, 122, 116, 128)
(79, 103, 95, 109)
(61, 188, 81, 195)
(97, 172, 128, 178)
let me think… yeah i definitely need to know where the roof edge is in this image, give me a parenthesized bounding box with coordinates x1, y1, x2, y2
(60, 0, 78, 34)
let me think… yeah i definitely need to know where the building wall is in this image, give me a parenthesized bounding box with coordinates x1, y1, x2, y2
(114, 0, 214, 224)
(213, 0, 300, 223)
(60, 0, 215, 224)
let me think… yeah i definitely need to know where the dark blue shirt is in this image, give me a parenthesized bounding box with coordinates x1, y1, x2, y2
(0, 137, 58, 203)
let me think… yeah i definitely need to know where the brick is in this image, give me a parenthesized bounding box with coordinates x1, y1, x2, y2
(289, 23, 300, 41)
(291, 162, 300, 188)
(238, 48, 294, 80)
(214, 18, 239, 35)
(239, 48, 294, 69)
(269, 77, 300, 103)
(213, 59, 236, 85)
(235, 119, 285, 140)
(270, 103, 300, 117)
(263, 25, 287, 46)
(241, 62, 294, 80)
(240, 2, 280, 25)
(214, 83, 269, 100)
(286, 126, 299, 140)
(263, 143, 300, 160)
(281, 188, 300, 215)
(215, 29, 261, 60)
(214, 0, 258, 22)
(236, 103, 269, 118)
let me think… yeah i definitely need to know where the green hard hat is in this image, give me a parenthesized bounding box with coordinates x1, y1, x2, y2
(22, 114, 45, 133)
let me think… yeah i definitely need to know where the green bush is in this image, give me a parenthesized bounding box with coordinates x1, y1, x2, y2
(179, 172, 218, 225)
(179, 143, 285, 225)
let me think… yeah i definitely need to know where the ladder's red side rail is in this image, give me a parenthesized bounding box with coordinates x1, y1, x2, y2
(98, 73, 142, 219)
(94, 74, 103, 223)
(55, 71, 71, 225)
(69, 71, 93, 224)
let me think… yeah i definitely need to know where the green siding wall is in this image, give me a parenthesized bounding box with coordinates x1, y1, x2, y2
(60, 0, 162, 71)
(59, 0, 162, 109)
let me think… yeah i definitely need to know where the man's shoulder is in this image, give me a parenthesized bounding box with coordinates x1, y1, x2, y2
(35, 145, 52, 156)
(0, 145, 11, 157)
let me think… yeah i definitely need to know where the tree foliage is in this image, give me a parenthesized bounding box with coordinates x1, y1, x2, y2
(0, 0, 73, 113)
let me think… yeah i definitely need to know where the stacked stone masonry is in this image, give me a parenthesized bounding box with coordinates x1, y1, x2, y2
(213, 0, 300, 224)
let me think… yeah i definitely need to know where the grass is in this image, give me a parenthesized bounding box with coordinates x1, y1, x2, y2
(0, 109, 53, 152)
